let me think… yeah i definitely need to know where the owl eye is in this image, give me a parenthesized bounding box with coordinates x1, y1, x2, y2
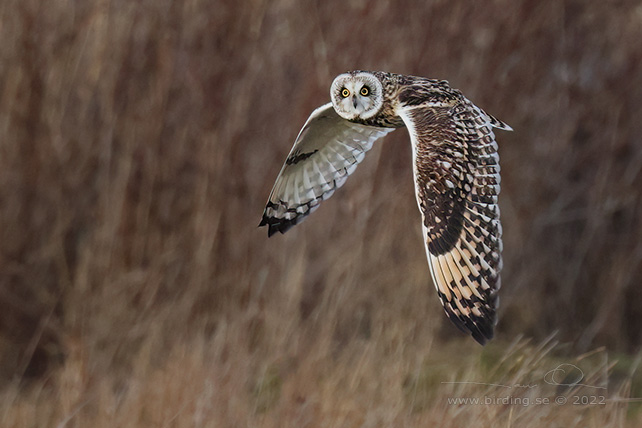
(360, 86, 370, 96)
(341, 88, 350, 98)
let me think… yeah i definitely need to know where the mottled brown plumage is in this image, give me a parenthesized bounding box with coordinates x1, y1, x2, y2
(260, 71, 511, 345)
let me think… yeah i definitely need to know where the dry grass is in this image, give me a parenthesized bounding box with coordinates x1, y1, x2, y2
(2, 335, 640, 427)
(1, 0, 641, 426)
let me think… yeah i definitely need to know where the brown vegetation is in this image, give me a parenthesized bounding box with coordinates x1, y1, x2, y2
(0, 0, 641, 426)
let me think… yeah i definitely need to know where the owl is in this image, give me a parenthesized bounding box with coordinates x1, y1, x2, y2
(259, 71, 512, 345)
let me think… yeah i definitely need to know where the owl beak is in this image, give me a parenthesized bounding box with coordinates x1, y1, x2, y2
(352, 96, 358, 109)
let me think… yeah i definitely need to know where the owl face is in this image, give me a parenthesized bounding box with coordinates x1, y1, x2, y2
(330, 72, 384, 121)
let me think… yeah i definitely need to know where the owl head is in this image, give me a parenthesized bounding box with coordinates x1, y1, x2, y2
(330, 71, 384, 121)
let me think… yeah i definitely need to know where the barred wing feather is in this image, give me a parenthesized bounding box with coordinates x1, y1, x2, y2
(398, 96, 510, 345)
(260, 103, 394, 236)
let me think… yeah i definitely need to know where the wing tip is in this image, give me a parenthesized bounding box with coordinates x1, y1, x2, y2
(488, 114, 513, 131)
(471, 323, 494, 346)
(444, 306, 496, 346)
(259, 213, 297, 237)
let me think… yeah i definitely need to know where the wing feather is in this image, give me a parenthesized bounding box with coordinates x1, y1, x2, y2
(260, 103, 394, 236)
(398, 88, 510, 345)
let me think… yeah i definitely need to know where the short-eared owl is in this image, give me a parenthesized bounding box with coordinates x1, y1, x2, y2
(260, 71, 511, 345)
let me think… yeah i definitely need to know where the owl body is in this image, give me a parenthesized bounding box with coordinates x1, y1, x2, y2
(260, 71, 511, 345)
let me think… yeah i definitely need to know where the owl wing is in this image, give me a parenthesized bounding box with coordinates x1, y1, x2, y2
(260, 103, 395, 236)
(398, 91, 511, 345)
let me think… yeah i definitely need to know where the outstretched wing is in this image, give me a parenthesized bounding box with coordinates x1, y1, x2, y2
(260, 103, 395, 236)
(398, 89, 511, 345)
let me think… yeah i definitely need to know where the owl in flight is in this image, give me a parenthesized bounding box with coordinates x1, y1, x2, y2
(259, 71, 511, 345)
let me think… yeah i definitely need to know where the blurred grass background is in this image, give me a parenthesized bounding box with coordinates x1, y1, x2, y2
(1, 0, 641, 426)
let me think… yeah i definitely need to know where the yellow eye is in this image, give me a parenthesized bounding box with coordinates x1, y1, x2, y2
(360, 86, 369, 96)
(341, 88, 350, 98)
